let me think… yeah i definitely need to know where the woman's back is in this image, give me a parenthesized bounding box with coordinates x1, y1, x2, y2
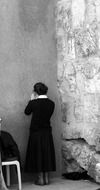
(25, 98, 55, 131)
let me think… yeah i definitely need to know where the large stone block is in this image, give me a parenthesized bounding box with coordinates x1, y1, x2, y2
(62, 139, 100, 183)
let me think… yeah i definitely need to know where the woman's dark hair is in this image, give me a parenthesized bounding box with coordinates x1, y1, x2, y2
(34, 82, 48, 95)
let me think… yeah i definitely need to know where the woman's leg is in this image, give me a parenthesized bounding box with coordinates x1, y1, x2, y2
(43, 172, 49, 184)
(35, 172, 44, 185)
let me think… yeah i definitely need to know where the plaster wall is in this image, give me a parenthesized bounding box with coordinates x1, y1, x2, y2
(0, 0, 62, 176)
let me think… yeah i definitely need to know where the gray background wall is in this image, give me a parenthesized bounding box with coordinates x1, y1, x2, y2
(0, 0, 62, 176)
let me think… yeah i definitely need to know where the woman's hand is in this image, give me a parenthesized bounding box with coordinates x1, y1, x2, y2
(31, 93, 35, 100)
(31, 92, 38, 100)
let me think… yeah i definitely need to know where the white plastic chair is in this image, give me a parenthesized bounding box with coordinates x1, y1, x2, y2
(2, 159, 22, 190)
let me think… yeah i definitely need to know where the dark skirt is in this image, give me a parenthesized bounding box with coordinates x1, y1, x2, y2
(25, 128, 56, 173)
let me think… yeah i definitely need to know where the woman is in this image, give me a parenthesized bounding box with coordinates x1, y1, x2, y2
(24, 82, 56, 185)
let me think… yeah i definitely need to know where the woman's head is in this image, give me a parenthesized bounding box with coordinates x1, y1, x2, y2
(33, 82, 48, 95)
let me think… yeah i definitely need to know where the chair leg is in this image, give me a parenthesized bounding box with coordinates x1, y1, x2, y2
(1, 168, 9, 190)
(16, 161, 22, 190)
(6, 165, 10, 187)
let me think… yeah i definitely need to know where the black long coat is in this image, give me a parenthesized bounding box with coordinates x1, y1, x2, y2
(24, 98, 56, 172)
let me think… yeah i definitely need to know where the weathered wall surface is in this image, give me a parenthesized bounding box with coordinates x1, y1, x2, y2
(56, 0, 100, 182)
(0, 0, 62, 176)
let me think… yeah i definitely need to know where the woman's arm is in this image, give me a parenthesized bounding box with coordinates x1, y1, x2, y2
(24, 92, 38, 115)
(24, 100, 33, 115)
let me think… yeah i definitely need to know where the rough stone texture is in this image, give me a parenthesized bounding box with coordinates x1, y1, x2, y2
(62, 139, 100, 182)
(56, 0, 100, 183)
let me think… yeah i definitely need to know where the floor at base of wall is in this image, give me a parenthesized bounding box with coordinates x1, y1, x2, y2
(9, 177, 100, 190)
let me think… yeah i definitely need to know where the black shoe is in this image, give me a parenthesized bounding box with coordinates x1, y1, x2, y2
(34, 177, 44, 186)
(34, 180, 44, 185)
(35, 180, 44, 185)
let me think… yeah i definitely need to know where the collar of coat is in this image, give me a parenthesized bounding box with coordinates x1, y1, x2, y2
(37, 95, 48, 99)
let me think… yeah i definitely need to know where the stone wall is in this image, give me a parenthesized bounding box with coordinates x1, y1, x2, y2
(56, 0, 100, 182)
